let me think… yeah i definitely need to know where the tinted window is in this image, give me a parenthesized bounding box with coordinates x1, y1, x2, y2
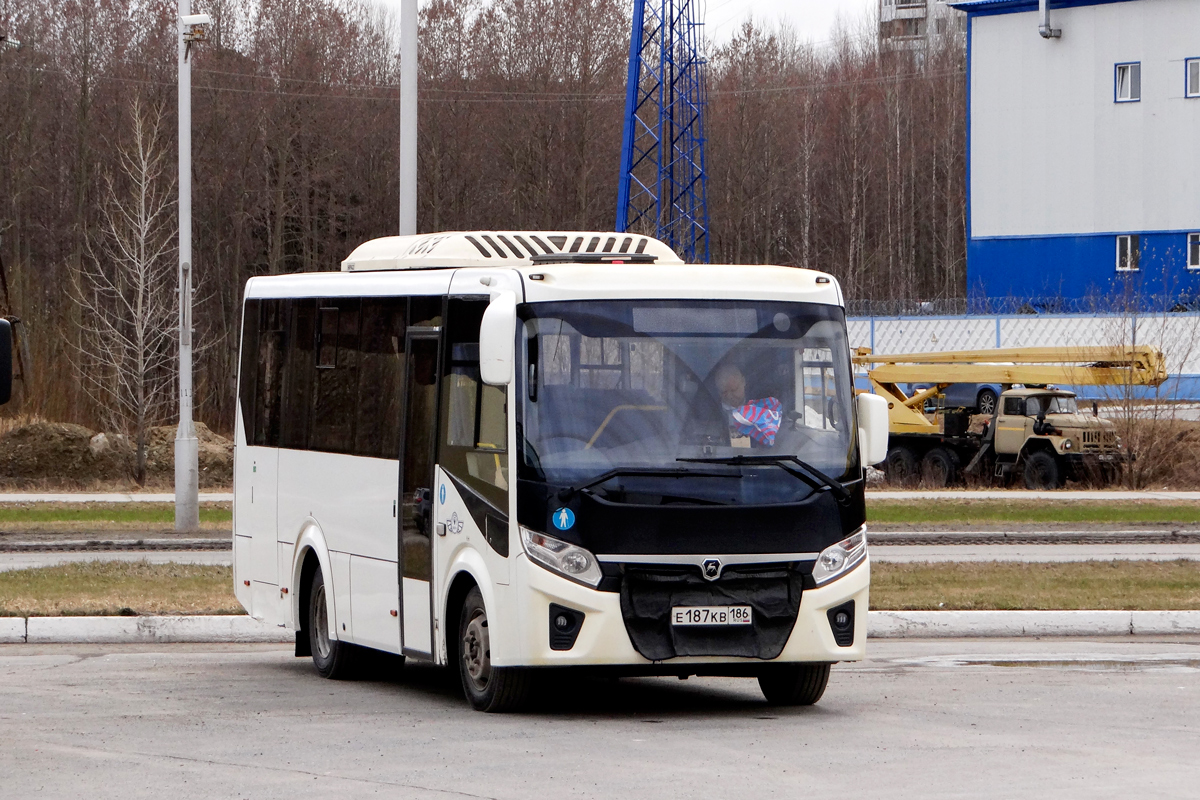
(1003, 397, 1024, 416)
(280, 300, 315, 449)
(237, 299, 260, 441)
(356, 299, 407, 458)
(254, 300, 285, 446)
(311, 299, 361, 453)
(237, 294, 420, 460)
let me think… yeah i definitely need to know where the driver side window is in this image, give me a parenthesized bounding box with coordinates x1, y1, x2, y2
(1003, 397, 1025, 416)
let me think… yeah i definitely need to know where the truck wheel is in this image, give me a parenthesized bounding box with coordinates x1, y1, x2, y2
(1023, 450, 1061, 490)
(976, 388, 998, 416)
(885, 446, 920, 487)
(921, 447, 960, 487)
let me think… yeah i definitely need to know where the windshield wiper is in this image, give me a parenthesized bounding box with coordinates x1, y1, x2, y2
(676, 455, 852, 505)
(557, 466, 740, 502)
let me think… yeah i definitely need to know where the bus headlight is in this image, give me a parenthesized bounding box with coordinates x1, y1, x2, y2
(520, 527, 603, 588)
(812, 526, 867, 586)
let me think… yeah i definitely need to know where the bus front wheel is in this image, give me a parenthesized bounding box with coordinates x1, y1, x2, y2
(458, 586, 533, 713)
(758, 663, 831, 706)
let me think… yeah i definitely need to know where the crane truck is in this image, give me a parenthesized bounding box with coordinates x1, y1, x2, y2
(853, 346, 1169, 489)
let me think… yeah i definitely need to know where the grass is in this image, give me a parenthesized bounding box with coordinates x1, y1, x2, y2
(2, 560, 1199, 616)
(869, 500, 1200, 526)
(0, 502, 231, 531)
(870, 561, 1200, 610)
(0, 562, 240, 616)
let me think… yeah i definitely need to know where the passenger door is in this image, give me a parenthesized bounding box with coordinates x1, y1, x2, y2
(399, 334, 440, 657)
(994, 396, 1026, 456)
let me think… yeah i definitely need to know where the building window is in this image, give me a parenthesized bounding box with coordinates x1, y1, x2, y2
(1116, 235, 1140, 271)
(1115, 63, 1141, 102)
(1187, 58, 1200, 98)
(1189, 233, 1200, 270)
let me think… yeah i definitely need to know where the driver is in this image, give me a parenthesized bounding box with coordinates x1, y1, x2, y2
(714, 363, 783, 447)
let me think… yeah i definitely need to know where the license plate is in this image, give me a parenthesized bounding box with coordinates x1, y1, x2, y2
(671, 606, 752, 627)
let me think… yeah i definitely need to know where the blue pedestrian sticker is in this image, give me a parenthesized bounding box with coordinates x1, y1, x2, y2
(439, 485, 446, 505)
(552, 508, 576, 531)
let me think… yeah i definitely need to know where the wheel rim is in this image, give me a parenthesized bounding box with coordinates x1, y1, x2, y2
(313, 583, 331, 660)
(979, 393, 996, 415)
(462, 610, 491, 692)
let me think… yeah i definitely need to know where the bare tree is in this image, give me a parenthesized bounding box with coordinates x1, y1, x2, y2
(70, 95, 177, 483)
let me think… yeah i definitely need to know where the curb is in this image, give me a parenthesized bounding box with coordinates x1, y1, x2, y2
(3, 616, 292, 644)
(2, 611, 1200, 644)
(868, 610, 1200, 638)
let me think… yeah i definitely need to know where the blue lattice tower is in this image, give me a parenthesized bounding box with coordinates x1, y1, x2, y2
(617, 0, 710, 263)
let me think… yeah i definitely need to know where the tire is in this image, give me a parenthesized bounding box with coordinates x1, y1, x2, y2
(308, 565, 358, 680)
(758, 663, 832, 706)
(976, 388, 998, 416)
(921, 447, 960, 488)
(885, 445, 920, 487)
(458, 586, 533, 713)
(1023, 450, 1061, 490)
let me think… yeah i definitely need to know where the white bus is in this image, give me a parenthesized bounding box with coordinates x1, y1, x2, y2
(233, 231, 888, 712)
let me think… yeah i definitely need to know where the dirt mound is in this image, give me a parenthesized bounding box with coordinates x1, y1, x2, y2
(0, 421, 232, 488)
(0, 422, 134, 482)
(145, 422, 233, 487)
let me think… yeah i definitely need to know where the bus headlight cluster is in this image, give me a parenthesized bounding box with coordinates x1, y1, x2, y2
(520, 527, 603, 587)
(812, 526, 867, 586)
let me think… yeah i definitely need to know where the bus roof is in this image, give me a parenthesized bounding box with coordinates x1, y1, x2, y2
(341, 232, 685, 272)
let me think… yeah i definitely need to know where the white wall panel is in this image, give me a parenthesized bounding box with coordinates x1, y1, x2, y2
(998, 315, 1127, 349)
(970, 0, 1200, 238)
(850, 313, 1200, 377)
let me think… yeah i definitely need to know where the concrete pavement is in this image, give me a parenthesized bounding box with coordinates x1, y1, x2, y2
(1, 639, 1195, 799)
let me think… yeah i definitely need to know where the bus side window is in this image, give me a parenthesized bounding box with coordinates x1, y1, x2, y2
(311, 299, 361, 454)
(356, 298, 407, 459)
(238, 299, 260, 443)
(441, 300, 509, 514)
(254, 299, 285, 447)
(281, 300, 316, 450)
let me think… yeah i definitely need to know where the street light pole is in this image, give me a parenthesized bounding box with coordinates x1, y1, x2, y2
(176, 4, 209, 532)
(399, 0, 417, 236)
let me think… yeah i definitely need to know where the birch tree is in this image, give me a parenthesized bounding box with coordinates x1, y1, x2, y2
(70, 96, 177, 484)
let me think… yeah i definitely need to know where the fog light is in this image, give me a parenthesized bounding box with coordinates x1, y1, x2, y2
(827, 601, 855, 647)
(549, 604, 584, 651)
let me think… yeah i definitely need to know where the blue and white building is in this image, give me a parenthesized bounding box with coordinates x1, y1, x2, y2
(952, 0, 1200, 308)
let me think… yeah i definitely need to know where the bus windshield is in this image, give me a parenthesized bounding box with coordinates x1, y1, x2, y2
(518, 299, 857, 505)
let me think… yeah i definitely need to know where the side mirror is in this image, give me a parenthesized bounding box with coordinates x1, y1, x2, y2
(856, 393, 889, 466)
(0, 319, 12, 406)
(479, 292, 517, 386)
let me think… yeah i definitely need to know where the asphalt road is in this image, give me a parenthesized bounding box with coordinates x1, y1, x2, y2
(2, 639, 1197, 799)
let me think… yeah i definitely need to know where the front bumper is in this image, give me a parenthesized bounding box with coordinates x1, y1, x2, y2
(508, 552, 869, 669)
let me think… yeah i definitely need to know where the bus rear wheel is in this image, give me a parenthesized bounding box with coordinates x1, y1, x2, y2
(757, 663, 831, 706)
(458, 587, 533, 713)
(309, 565, 357, 679)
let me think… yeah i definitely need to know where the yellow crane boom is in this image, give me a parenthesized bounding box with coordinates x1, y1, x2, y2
(853, 345, 1168, 434)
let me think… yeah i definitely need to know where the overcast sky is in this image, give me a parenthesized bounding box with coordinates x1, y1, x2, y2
(379, 0, 876, 45)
